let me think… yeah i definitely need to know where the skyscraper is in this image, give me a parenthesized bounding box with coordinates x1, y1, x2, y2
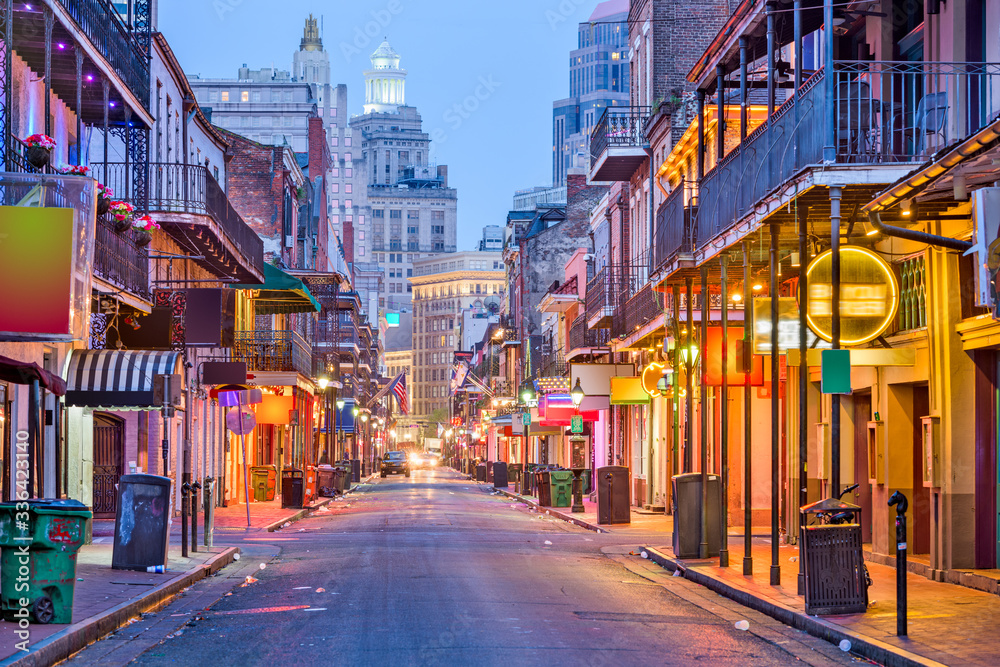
(552, 0, 630, 187)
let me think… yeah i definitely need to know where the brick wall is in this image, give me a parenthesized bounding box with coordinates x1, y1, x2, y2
(307, 116, 330, 272)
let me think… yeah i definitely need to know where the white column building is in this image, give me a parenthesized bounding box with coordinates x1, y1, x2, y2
(363, 41, 407, 114)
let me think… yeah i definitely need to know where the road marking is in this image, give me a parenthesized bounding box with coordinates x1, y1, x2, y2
(212, 605, 310, 616)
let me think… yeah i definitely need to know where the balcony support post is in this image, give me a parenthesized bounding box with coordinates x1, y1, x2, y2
(830, 186, 843, 496)
(716, 65, 726, 166)
(102, 80, 109, 177)
(699, 265, 709, 560)
(720, 255, 730, 568)
(43, 7, 53, 138)
(823, 0, 836, 162)
(766, 1, 776, 186)
(769, 220, 780, 587)
(743, 241, 753, 576)
(797, 202, 809, 595)
(739, 37, 749, 141)
(124, 106, 132, 201)
(75, 49, 83, 164)
(672, 284, 681, 480)
(794, 0, 804, 93)
(697, 90, 706, 182)
(684, 277, 694, 473)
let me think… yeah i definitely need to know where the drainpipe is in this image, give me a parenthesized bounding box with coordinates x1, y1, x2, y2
(867, 212, 972, 252)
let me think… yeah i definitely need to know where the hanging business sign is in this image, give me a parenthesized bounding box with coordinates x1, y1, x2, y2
(753, 297, 830, 355)
(804, 246, 899, 346)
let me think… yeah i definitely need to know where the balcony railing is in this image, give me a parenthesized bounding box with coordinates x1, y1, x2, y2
(93, 214, 150, 300)
(651, 185, 696, 274)
(53, 0, 150, 109)
(696, 60, 1000, 250)
(568, 315, 610, 351)
(92, 162, 263, 276)
(612, 283, 664, 340)
(540, 354, 568, 379)
(586, 264, 647, 328)
(590, 106, 651, 163)
(234, 330, 312, 376)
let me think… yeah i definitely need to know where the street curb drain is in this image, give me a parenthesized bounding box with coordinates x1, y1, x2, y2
(642, 546, 948, 667)
(1, 547, 240, 667)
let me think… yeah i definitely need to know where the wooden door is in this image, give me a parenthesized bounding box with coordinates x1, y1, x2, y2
(93, 413, 124, 518)
(853, 394, 873, 543)
(912, 386, 931, 555)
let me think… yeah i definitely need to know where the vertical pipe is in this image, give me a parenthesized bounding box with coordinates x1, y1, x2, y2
(102, 80, 109, 179)
(28, 380, 39, 498)
(697, 90, 706, 182)
(672, 284, 682, 480)
(739, 37, 749, 141)
(794, 1, 804, 93)
(743, 242, 753, 575)
(716, 65, 726, 165)
(43, 8, 52, 139)
(797, 203, 809, 595)
(770, 221, 780, 586)
(699, 266, 709, 559)
(766, 2, 776, 186)
(75, 49, 83, 164)
(720, 255, 730, 567)
(685, 277, 694, 473)
(2, 0, 12, 172)
(830, 186, 843, 496)
(823, 0, 836, 161)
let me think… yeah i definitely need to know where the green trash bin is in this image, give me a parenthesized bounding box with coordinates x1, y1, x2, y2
(0, 499, 92, 624)
(549, 470, 574, 508)
(250, 465, 276, 502)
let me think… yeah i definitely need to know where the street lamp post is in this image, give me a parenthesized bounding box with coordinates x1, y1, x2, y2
(335, 397, 345, 463)
(570, 378, 586, 514)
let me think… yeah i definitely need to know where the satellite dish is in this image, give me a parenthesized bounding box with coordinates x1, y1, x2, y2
(226, 407, 256, 435)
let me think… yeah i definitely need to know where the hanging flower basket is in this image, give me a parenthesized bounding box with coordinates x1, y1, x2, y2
(133, 230, 153, 247)
(96, 184, 113, 216)
(132, 215, 159, 247)
(24, 134, 56, 169)
(108, 200, 135, 232)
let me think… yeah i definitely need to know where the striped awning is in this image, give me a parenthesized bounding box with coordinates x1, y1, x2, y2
(65, 350, 182, 408)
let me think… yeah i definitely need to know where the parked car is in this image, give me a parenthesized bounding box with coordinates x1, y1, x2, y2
(381, 451, 410, 478)
(409, 451, 439, 469)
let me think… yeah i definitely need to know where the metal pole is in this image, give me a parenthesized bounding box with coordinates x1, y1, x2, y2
(743, 242, 753, 575)
(797, 203, 809, 595)
(889, 491, 909, 636)
(685, 277, 694, 473)
(770, 221, 780, 586)
(720, 255, 730, 567)
(697, 90, 706, 182)
(672, 285, 681, 480)
(699, 266, 710, 559)
(823, 0, 836, 161)
(75, 49, 83, 164)
(238, 394, 251, 527)
(43, 7, 52, 139)
(739, 37, 749, 141)
(183, 352, 193, 555)
(716, 65, 726, 166)
(830, 186, 843, 496)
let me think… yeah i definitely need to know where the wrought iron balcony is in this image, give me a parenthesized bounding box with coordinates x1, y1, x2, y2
(589, 106, 651, 181)
(651, 185, 696, 276)
(611, 283, 664, 341)
(234, 330, 312, 376)
(92, 162, 263, 281)
(92, 214, 150, 301)
(586, 264, 645, 329)
(695, 60, 1000, 251)
(568, 315, 610, 354)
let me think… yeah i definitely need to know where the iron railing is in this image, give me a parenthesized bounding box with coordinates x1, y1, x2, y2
(590, 106, 651, 162)
(568, 314, 610, 351)
(612, 283, 664, 340)
(234, 330, 313, 376)
(586, 263, 647, 326)
(651, 184, 696, 274)
(696, 60, 1000, 250)
(53, 0, 150, 109)
(91, 162, 263, 274)
(93, 214, 150, 300)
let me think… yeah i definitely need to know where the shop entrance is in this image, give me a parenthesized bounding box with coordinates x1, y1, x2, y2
(911, 385, 931, 555)
(92, 413, 124, 518)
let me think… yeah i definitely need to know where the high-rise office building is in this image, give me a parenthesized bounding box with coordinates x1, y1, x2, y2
(552, 0, 630, 187)
(350, 41, 458, 314)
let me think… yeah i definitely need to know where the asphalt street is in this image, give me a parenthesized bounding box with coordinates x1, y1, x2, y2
(64, 468, 864, 666)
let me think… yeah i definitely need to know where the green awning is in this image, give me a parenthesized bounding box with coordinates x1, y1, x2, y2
(234, 263, 321, 314)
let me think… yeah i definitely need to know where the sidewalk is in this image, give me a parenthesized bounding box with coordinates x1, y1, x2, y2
(496, 483, 1000, 667)
(0, 481, 374, 667)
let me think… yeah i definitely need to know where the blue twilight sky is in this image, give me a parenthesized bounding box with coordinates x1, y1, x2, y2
(160, 0, 595, 251)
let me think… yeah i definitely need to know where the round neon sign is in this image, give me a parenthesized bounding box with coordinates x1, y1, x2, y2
(803, 246, 899, 346)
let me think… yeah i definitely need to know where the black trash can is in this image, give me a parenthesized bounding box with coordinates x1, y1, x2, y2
(536, 470, 552, 506)
(338, 460, 353, 491)
(351, 459, 361, 483)
(800, 498, 867, 615)
(671, 473, 721, 558)
(493, 461, 508, 488)
(112, 474, 172, 571)
(317, 465, 336, 497)
(597, 466, 631, 525)
(281, 468, 304, 508)
(476, 463, 487, 482)
(332, 465, 348, 494)
(507, 463, 523, 491)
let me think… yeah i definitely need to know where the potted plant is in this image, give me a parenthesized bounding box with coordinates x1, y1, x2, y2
(131, 215, 159, 247)
(96, 183, 113, 215)
(24, 134, 56, 169)
(107, 200, 135, 233)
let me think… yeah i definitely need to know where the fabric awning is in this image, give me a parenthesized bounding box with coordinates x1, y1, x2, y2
(0, 355, 66, 395)
(234, 263, 321, 314)
(65, 350, 181, 407)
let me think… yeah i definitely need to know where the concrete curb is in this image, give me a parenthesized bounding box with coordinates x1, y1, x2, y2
(263, 498, 333, 532)
(1, 547, 240, 667)
(642, 546, 949, 667)
(493, 488, 606, 533)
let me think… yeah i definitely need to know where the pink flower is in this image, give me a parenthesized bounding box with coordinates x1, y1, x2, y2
(56, 164, 91, 176)
(24, 134, 56, 150)
(97, 183, 113, 198)
(132, 215, 160, 232)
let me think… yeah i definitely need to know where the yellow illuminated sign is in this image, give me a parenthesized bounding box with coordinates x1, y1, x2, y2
(804, 246, 899, 346)
(641, 362, 665, 396)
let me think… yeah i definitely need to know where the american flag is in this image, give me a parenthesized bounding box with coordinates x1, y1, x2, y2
(390, 373, 409, 415)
